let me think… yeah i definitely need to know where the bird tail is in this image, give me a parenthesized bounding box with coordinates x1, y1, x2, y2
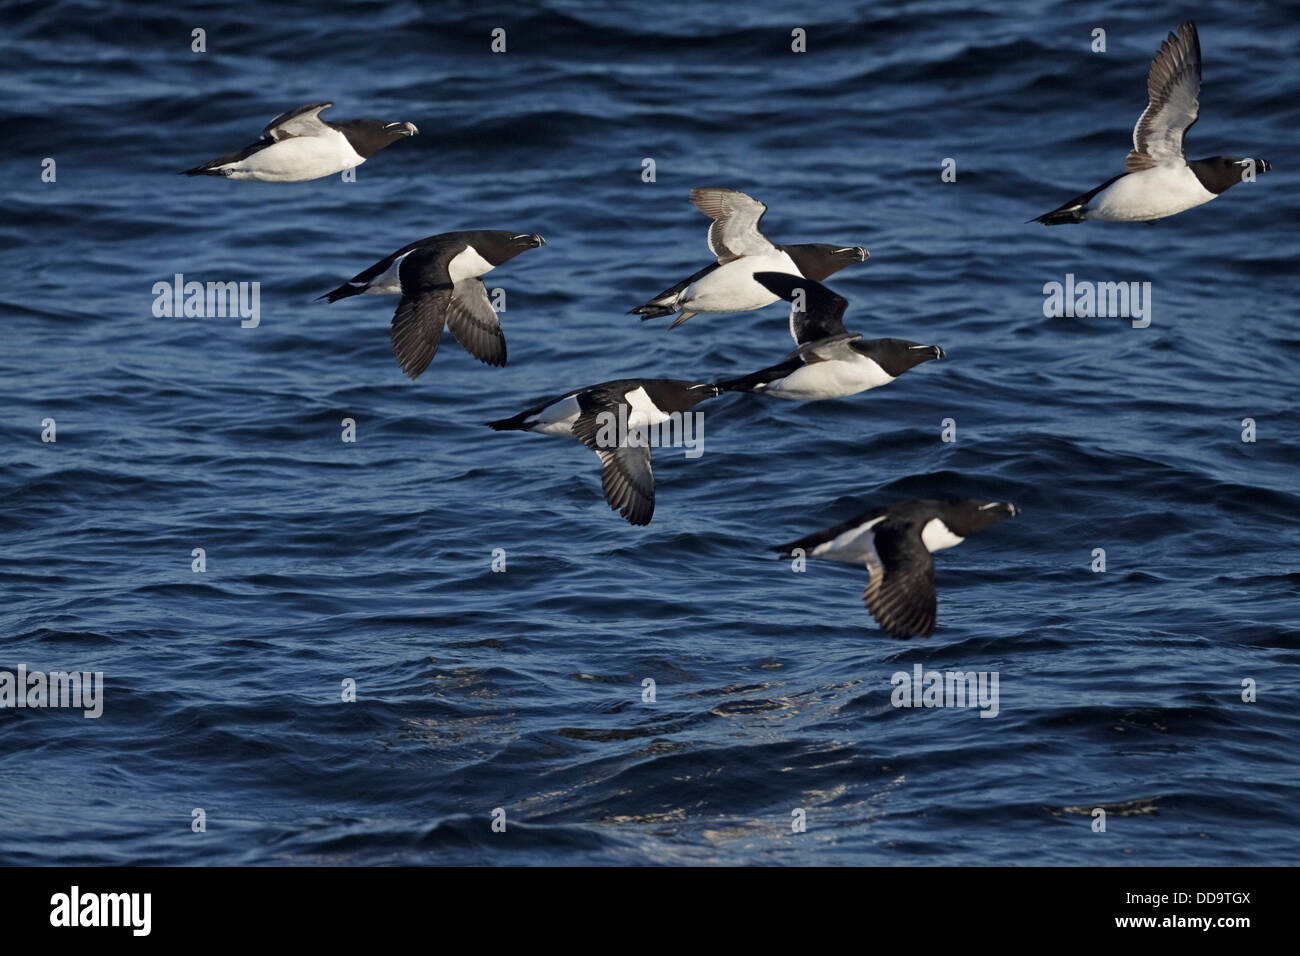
(1028, 204, 1086, 226)
(1029, 174, 1123, 225)
(486, 410, 533, 431)
(714, 370, 769, 394)
(181, 159, 227, 176)
(771, 539, 804, 559)
(629, 302, 677, 320)
(317, 283, 362, 303)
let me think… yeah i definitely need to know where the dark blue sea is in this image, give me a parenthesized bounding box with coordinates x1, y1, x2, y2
(1, 0, 1297, 866)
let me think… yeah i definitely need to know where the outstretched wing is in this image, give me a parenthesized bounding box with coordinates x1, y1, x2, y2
(389, 288, 448, 380)
(388, 245, 460, 379)
(690, 187, 776, 262)
(444, 278, 506, 367)
(862, 519, 938, 639)
(263, 102, 334, 141)
(1126, 22, 1200, 171)
(572, 392, 655, 525)
(751, 272, 850, 344)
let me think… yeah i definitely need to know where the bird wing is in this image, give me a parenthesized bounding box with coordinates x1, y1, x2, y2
(690, 187, 776, 262)
(263, 102, 334, 141)
(1126, 21, 1201, 171)
(789, 332, 863, 364)
(572, 390, 656, 526)
(389, 288, 448, 380)
(862, 519, 938, 638)
(444, 278, 506, 367)
(750, 272, 850, 344)
(387, 244, 461, 379)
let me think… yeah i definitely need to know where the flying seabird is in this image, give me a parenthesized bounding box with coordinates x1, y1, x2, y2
(487, 379, 720, 525)
(323, 231, 544, 378)
(775, 498, 1019, 638)
(629, 187, 868, 327)
(1032, 21, 1270, 225)
(183, 102, 417, 182)
(716, 273, 944, 400)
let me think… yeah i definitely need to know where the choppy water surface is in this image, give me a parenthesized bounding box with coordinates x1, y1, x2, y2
(1, 0, 1297, 864)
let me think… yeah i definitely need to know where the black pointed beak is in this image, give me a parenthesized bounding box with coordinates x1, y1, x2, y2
(531, 234, 546, 247)
(932, 346, 945, 360)
(1004, 502, 1019, 517)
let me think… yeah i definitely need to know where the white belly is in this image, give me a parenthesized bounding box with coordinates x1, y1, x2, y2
(681, 251, 799, 313)
(810, 515, 886, 563)
(365, 252, 413, 294)
(224, 131, 363, 182)
(530, 395, 581, 436)
(1089, 166, 1215, 222)
(766, 356, 894, 400)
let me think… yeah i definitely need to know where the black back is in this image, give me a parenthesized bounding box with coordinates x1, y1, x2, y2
(580, 379, 719, 416)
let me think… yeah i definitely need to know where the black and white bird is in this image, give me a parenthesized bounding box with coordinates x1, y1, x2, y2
(775, 498, 1018, 638)
(487, 379, 721, 526)
(630, 187, 868, 327)
(717, 273, 944, 400)
(321, 231, 545, 378)
(183, 102, 417, 182)
(1032, 21, 1270, 225)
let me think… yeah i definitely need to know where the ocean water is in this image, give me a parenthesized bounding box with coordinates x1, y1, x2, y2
(1, 0, 1297, 865)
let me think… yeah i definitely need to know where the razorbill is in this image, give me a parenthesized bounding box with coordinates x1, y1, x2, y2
(487, 379, 721, 526)
(629, 187, 868, 328)
(775, 498, 1019, 638)
(716, 273, 944, 400)
(1032, 21, 1270, 225)
(334, 232, 544, 378)
(183, 102, 418, 182)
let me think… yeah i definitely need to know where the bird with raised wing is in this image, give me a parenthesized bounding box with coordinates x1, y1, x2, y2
(1032, 22, 1269, 225)
(775, 498, 1018, 638)
(630, 187, 868, 327)
(183, 102, 418, 182)
(716, 273, 944, 400)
